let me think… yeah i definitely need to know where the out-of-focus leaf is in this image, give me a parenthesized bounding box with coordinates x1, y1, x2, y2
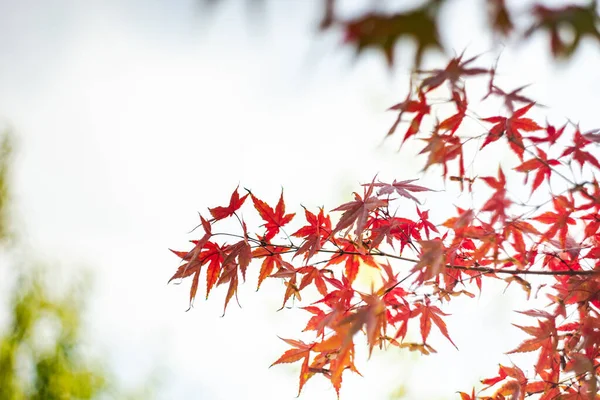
(525, 1, 600, 59)
(341, 0, 444, 68)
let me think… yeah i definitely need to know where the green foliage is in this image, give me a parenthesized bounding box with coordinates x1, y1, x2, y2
(0, 272, 107, 400)
(0, 131, 156, 400)
(0, 131, 12, 241)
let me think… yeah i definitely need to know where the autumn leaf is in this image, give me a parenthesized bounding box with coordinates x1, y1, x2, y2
(442, 207, 474, 233)
(316, 274, 356, 313)
(561, 128, 600, 170)
(439, 90, 468, 135)
(480, 167, 511, 224)
(369, 216, 418, 252)
(331, 178, 387, 240)
(169, 215, 212, 278)
(508, 317, 557, 372)
(514, 148, 560, 194)
(416, 207, 439, 239)
(418, 52, 489, 92)
(221, 239, 252, 282)
(533, 195, 576, 247)
(387, 91, 430, 145)
(252, 245, 288, 290)
(481, 103, 542, 159)
(323, 339, 357, 396)
(167, 23, 600, 398)
(169, 241, 225, 307)
(292, 207, 332, 261)
(411, 298, 457, 349)
(419, 130, 464, 178)
(484, 84, 536, 113)
(504, 276, 532, 299)
(342, 2, 443, 68)
(581, 212, 600, 239)
(297, 266, 329, 297)
(528, 122, 566, 145)
(209, 186, 249, 221)
(482, 364, 528, 396)
(302, 306, 328, 336)
(271, 337, 313, 396)
(250, 190, 295, 241)
(337, 294, 387, 356)
(412, 239, 446, 281)
(326, 239, 379, 284)
(216, 261, 239, 315)
(525, 1, 600, 58)
(487, 0, 513, 37)
(281, 275, 302, 309)
(367, 178, 432, 203)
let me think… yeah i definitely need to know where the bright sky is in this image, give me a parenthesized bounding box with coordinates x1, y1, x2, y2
(1, 0, 599, 399)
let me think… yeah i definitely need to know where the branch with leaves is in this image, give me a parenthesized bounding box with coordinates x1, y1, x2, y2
(173, 1, 600, 395)
(169, 52, 600, 396)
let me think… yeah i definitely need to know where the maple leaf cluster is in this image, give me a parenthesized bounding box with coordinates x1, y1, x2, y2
(169, 47, 600, 398)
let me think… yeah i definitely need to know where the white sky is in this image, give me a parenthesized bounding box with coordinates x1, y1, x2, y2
(1, 0, 599, 399)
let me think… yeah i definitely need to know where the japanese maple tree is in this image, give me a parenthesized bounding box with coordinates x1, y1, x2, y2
(172, 1, 600, 398)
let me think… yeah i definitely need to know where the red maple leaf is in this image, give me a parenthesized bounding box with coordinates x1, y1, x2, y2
(528, 122, 567, 145)
(250, 190, 295, 241)
(411, 297, 456, 348)
(514, 148, 560, 194)
(271, 337, 313, 396)
(302, 305, 328, 337)
(367, 178, 432, 203)
(297, 266, 329, 297)
(418, 52, 489, 92)
(412, 239, 446, 282)
(481, 364, 528, 399)
(561, 128, 600, 170)
(581, 212, 600, 239)
(216, 259, 240, 315)
(292, 207, 332, 261)
(484, 84, 536, 113)
(480, 166, 507, 191)
(338, 293, 387, 355)
(169, 241, 225, 307)
(252, 245, 289, 290)
(169, 215, 212, 280)
(481, 103, 542, 159)
(369, 216, 418, 252)
(508, 315, 557, 372)
(480, 167, 511, 224)
(326, 239, 379, 284)
(533, 195, 576, 247)
(209, 186, 249, 221)
(419, 130, 465, 178)
(331, 179, 387, 240)
(317, 274, 355, 311)
(387, 91, 430, 146)
(416, 207, 439, 239)
(439, 90, 468, 135)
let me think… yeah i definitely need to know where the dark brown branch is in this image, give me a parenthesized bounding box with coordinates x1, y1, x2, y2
(216, 233, 600, 277)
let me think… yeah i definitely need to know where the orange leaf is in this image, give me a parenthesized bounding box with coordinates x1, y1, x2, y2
(251, 190, 295, 241)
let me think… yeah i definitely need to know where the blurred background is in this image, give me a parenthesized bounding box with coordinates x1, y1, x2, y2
(0, 0, 599, 399)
